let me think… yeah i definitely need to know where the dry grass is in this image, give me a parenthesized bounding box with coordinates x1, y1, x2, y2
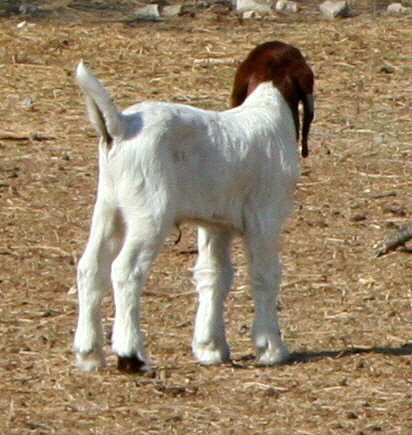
(0, 1, 411, 433)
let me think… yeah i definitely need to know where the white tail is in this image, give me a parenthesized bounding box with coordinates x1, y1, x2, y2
(76, 60, 124, 143)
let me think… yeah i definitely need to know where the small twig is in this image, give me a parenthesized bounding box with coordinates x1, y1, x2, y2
(0, 250, 22, 257)
(10, 245, 73, 258)
(173, 225, 182, 246)
(193, 58, 238, 67)
(367, 191, 397, 199)
(373, 224, 412, 257)
(93, 16, 164, 24)
(144, 290, 196, 298)
(0, 132, 55, 141)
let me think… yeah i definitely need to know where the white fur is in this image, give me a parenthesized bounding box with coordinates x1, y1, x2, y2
(74, 60, 298, 371)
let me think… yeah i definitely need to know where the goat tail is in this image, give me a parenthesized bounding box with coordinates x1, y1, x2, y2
(76, 60, 124, 144)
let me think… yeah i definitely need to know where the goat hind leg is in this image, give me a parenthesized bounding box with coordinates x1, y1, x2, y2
(192, 227, 233, 364)
(244, 231, 290, 365)
(111, 217, 171, 373)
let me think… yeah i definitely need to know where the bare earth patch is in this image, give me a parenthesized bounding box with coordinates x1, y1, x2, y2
(0, 1, 411, 433)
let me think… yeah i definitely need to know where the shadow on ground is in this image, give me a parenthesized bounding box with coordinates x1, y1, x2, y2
(291, 343, 412, 362)
(230, 343, 412, 368)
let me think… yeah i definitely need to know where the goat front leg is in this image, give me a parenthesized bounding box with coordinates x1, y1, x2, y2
(192, 227, 233, 364)
(74, 200, 123, 371)
(244, 230, 290, 365)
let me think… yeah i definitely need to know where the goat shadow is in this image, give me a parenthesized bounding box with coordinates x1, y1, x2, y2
(233, 343, 412, 367)
(289, 343, 412, 363)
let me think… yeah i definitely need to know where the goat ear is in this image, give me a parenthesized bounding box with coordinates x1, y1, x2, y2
(301, 93, 314, 158)
(295, 64, 314, 158)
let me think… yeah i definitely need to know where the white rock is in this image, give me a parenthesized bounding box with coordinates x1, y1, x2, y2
(275, 0, 298, 13)
(67, 286, 77, 295)
(19, 3, 39, 16)
(318, 0, 350, 19)
(242, 10, 260, 18)
(236, 0, 273, 14)
(161, 4, 184, 17)
(134, 4, 161, 20)
(21, 96, 33, 107)
(387, 2, 410, 13)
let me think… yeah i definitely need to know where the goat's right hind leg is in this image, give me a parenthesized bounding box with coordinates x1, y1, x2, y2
(74, 200, 123, 371)
(244, 228, 290, 365)
(110, 213, 173, 373)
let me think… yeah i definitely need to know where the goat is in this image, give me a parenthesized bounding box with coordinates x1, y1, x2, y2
(73, 41, 314, 372)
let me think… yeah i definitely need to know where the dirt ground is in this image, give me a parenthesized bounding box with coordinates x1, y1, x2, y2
(0, 0, 411, 433)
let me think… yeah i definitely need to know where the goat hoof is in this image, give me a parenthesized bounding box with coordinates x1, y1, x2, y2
(193, 343, 230, 365)
(75, 349, 106, 372)
(117, 355, 150, 373)
(256, 347, 290, 366)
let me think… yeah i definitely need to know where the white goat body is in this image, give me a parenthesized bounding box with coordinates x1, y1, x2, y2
(74, 41, 313, 372)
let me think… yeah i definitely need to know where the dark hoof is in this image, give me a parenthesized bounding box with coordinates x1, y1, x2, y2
(117, 355, 147, 373)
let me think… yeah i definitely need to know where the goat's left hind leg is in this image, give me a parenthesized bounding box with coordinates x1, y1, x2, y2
(74, 201, 123, 371)
(192, 227, 233, 364)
